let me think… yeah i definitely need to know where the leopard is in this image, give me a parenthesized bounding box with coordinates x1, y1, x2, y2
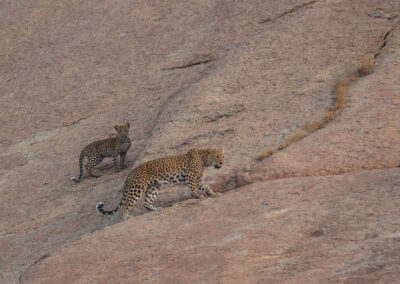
(96, 148, 224, 220)
(70, 123, 131, 182)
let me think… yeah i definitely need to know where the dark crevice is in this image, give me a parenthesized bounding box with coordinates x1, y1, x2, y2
(62, 115, 90, 127)
(374, 28, 396, 58)
(387, 15, 399, 21)
(162, 58, 213, 71)
(383, 31, 391, 41)
(259, 0, 318, 24)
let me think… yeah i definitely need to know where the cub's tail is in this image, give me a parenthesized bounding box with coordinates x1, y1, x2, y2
(70, 151, 85, 182)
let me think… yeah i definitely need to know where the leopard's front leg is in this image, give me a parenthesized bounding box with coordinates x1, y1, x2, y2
(186, 171, 204, 199)
(120, 152, 127, 169)
(197, 177, 221, 198)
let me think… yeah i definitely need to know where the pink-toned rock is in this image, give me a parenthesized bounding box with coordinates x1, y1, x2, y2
(1, 0, 400, 283)
(22, 169, 400, 283)
(251, 25, 400, 182)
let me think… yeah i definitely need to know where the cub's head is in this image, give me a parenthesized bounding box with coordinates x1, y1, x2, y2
(201, 148, 224, 169)
(115, 123, 130, 143)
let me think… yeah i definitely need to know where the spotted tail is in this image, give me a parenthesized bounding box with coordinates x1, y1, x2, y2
(96, 187, 128, 215)
(70, 151, 85, 182)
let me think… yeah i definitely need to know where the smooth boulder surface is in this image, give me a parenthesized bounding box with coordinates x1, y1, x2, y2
(1, 0, 399, 283)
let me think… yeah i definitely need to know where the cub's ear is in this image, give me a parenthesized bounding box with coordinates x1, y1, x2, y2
(114, 125, 120, 132)
(125, 122, 130, 129)
(221, 149, 224, 155)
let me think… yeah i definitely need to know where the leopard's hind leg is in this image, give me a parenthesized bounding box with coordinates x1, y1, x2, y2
(144, 182, 160, 211)
(121, 184, 146, 220)
(86, 154, 104, 178)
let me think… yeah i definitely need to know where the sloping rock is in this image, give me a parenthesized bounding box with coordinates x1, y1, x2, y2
(1, 0, 399, 283)
(251, 24, 400, 182)
(22, 169, 400, 283)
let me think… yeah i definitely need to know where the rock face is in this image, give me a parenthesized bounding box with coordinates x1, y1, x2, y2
(1, 0, 400, 283)
(21, 169, 400, 283)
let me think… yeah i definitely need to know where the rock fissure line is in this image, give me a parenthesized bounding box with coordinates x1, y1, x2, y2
(259, 0, 318, 24)
(18, 253, 50, 284)
(62, 115, 91, 127)
(162, 57, 213, 70)
(374, 27, 396, 58)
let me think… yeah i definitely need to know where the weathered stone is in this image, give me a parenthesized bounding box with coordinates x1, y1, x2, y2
(22, 169, 400, 283)
(1, 0, 399, 283)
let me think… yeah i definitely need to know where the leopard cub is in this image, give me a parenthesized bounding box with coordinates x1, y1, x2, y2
(70, 123, 131, 182)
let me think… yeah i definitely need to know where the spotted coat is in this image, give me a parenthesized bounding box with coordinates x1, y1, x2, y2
(96, 148, 224, 220)
(70, 123, 131, 182)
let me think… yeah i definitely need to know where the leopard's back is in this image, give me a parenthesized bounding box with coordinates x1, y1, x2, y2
(126, 154, 189, 186)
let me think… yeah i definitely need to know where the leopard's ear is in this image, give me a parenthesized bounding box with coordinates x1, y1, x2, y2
(125, 122, 130, 129)
(114, 125, 120, 132)
(221, 149, 224, 155)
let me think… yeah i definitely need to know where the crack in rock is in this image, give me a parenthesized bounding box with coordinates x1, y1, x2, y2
(19, 253, 50, 284)
(162, 55, 213, 70)
(374, 26, 397, 58)
(259, 0, 318, 24)
(203, 105, 246, 122)
(62, 115, 90, 127)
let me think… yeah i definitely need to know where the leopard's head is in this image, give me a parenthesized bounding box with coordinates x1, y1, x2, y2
(202, 148, 224, 169)
(115, 123, 130, 143)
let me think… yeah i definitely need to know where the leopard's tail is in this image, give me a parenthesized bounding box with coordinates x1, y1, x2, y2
(96, 186, 128, 215)
(70, 151, 85, 182)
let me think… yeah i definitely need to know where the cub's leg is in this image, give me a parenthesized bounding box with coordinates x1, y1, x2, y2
(86, 154, 103, 178)
(121, 185, 145, 221)
(144, 185, 160, 211)
(113, 153, 120, 173)
(119, 152, 127, 169)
